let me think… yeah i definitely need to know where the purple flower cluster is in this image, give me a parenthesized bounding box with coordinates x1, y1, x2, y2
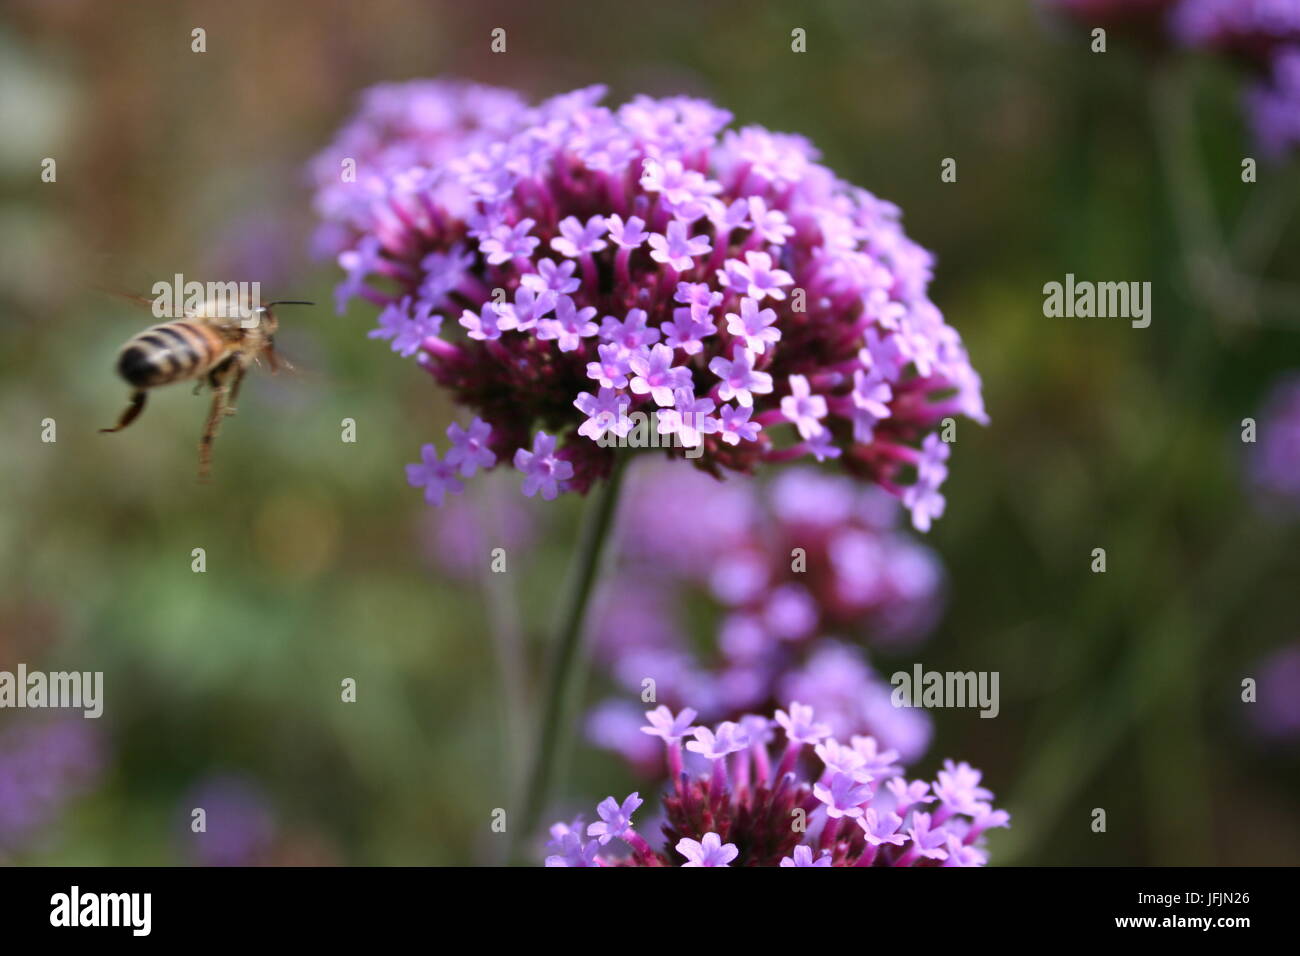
(1246, 643, 1300, 740)
(1247, 374, 1300, 507)
(312, 82, 987, 528)
(309, 79, 529, 262)
(178, 774, 277, 867)
(0, 718, 103, 857)
(1172, 0, 1300, 61)
(586, 462, 942, 768)
(548, 703, 1007, 866)
(1246, 49, 1300, 158)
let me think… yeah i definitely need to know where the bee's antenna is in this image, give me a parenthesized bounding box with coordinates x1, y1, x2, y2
(265, 300, 315, 308)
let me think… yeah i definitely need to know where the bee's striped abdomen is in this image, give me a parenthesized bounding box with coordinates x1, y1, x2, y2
(116, 322, 227, 388)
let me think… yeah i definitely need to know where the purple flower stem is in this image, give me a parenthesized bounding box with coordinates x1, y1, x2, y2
(819, 816, 841, 852)
(774, 740, 802, 785)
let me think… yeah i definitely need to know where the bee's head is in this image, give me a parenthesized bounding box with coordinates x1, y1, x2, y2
(261, 300, 314, 332)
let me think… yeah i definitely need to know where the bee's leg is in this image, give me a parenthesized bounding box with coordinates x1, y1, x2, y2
(224, 363, 249, 417)
(197, 384, 229, 482)
(192, 381, 205, 396)
(99, 390, 147, 433)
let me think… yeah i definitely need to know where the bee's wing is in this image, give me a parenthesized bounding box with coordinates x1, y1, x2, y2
(95, 286, 221, 323)
(94, 286, 163, 312)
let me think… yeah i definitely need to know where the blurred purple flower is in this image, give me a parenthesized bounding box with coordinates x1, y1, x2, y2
(586, 461, 943, 768)
(1246, 643, 1300, 740)
(1246, 49, 1300, 159)
(0, 718, 103, 856)
(1172, 0, 1300, 62)
(1247, 374, 1300, 507)
(179, 774, 275, 867)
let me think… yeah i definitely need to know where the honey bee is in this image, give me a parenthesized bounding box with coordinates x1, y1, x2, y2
(100, 294, 313, 480)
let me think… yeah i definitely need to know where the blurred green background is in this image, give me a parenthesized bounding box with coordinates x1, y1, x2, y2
(1, 0, 1297, 865)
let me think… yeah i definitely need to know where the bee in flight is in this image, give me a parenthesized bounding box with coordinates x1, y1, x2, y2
(100, 293, 313, 480)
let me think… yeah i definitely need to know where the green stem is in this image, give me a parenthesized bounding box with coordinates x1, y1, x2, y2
(516, 458, 627, 854)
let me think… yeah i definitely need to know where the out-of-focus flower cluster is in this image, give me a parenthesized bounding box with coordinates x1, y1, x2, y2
(1247, 374, 1300, 508)
(0, 718, 102, 858)
(1246, 642, 1300, 741)
(547, 703, 1007, 866)
(1041, 0, 1300, 158)
(178, 774, 277, 867)
(585, 461, 942, 770)
(312, 81, 986, 530)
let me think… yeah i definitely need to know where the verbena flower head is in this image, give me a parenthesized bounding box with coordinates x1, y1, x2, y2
(309, 79, 529, 260)
(586, 461, 942, 768)
(314, 82, 987, 529)
(1245, 642, 1300, 740)
(1247, 374, 1300, 507)
(547, 703, 1007, 866)
(0, 718, 103, 857)
(1246, 49, 1300, 158)
(1172, 0, 1300, 63)
(179, 774, 277, 867)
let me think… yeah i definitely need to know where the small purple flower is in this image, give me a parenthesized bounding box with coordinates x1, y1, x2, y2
(587, 792, 644, 845)
(513, 430, 574, 500)
(903, 462, 947, 534)
(813, 771, 872, 819)
(334, 236, 382, 314)
(886, 777, 936, 817)
(780, 374, 828, 439)
(851, 369, 893, 441)
(444, 417, 497, 477)
(498, 285, 556, 332)
(780, 845, 832, 867)
(605, 213, 649, 248)
(600, 308, 661, 349)
(675, 281, 723, 319)
(717, 403, 761, 445)
(575, 388, 632, 440)
(662, 307, 717, 356)
(641, 705, 699, 742)
(933, 760, 994, 816)
(942, 834, 988, 868)
(648, 221, 712, 272)
(406, 443, 465, 506)
(586, 343, 633, 389)
(747, 196, 795, 245)
(521, 257, 582, 296)
(656, 387, 719, 448)
(718, 250, 794, 301)
(459, 302, 504, 342)
(857, 808, 906, 847)
(629, 343, 693, 407)
(725, 297, 782, 355)
(551, 214, 609, 258)
(676, 832, 738, 867)
(686, 721, 750, 759)
(479, 218, 539, 264)
(710, 348, 774, 408)
(903, 812, 950, 863)
(775, 701, 832, 745)
(544, 828, 601, 867)
(537, 296, 599, 352)
(369, 297, 443, 357)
